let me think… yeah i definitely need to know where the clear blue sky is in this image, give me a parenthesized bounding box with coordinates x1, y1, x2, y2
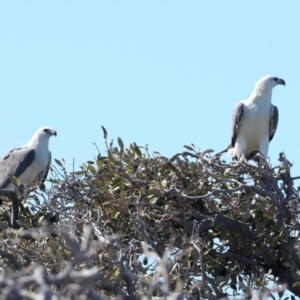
(0, 1, 299, 176)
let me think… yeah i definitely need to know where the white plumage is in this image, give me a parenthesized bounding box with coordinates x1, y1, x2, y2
(227, 75, 285, 160)
(0, 126, 57, 191)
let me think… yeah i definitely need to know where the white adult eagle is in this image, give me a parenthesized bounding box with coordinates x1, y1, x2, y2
(0, 126, 57, 191)
(222, 75, 285, 160)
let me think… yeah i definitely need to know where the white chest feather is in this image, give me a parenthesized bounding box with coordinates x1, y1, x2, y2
(19, 145, 49, 185)
(239, 99, 270, 142)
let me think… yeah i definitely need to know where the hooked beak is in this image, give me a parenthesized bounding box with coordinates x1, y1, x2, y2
(51, 130, 57, 137)
(278, 78, 286, 86)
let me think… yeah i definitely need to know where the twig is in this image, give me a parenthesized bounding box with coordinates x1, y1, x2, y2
(0, 189, 20, 229)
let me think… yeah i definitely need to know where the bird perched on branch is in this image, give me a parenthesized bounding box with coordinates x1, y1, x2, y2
(218, 75, 285, 161)
(0, 126, 57, 191)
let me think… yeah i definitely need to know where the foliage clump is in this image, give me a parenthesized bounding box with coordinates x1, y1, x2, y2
(0, 128, 299, 300)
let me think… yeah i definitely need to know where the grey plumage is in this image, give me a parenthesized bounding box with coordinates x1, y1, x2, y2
(0, 126, 57, 191)
(230, 102, 245, 148)
(0, 147, 36, 189)
(269, 105, 279, 142)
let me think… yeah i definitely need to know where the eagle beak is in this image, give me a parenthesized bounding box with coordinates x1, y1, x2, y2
(278, 78, 286, 86)
(52, 130, 57, 137)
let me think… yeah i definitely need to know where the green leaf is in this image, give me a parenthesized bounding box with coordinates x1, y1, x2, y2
(101, 125, 108, 139)
(87, 165, 96, 175)
(118, 137, 124, 151)
(113, 212, 120, 219)
(184, 145, 194, 151)
(81, 162, 87, 170)
(39, 182, 46, 191)
(150, 181, 160, 189)
(38, 216, 45, 224)
(134, 143, 142, 156)
(111, 178, 121, 188)
(143, 256, 148, 265)
(54, 159, 63, 167)
(161, 179, 167, 188)
(150, 197, 159, 204)
(292, 281, 300, 287)
(203, 248, 211, 256)
(9, 175, 21, 187)
(203, 149, 214, 154)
